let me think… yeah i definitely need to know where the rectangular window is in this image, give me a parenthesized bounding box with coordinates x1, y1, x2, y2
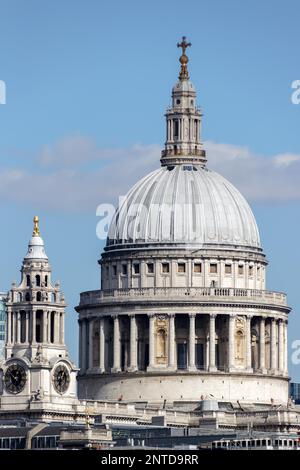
(178, 263, 186, 273)
(194, 263, 202, 273)
(147, 263, 154, 274)
(162, 263, 170, 273)
(210, 263, 217, 274)
(122, 264, 127, 275)
(133, 263, 140, 274)
(249, 265, 253, 276)
(113, 265, 117, 276)
(225, 264, 232, 274)
(238, 265, 244, 275)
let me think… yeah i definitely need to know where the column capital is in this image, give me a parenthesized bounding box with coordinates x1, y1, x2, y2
(189, 313, 196, 319)
(210, 313, 217, 319)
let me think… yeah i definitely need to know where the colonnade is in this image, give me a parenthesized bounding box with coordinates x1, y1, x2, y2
(79, 313, 288, 376)
(6, 309, 64, 345)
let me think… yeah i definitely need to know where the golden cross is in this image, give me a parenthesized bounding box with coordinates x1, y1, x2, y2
(177, 36, 191, 56)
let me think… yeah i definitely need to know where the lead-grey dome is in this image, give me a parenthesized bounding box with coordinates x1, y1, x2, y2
(106, 164, 261, 251)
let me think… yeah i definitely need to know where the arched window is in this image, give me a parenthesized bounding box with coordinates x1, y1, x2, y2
(18, 292, 22, 302)
(35, 275, 41, 287)
(26, 275, 31, 287)
(36, 291, 42, 301)
(45, 275, 48, 287)
(25, 292, 30, 302)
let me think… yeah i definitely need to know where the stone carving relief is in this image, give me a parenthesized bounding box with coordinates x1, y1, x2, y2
(155, 316, 168, 365)
(235, 316, 245, 367)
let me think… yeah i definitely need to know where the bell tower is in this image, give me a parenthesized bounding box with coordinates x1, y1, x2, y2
(0, 217, 78, 414)
(5, 216, 68, 361)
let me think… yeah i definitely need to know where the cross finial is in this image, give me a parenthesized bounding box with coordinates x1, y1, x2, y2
(177, 36, 191, 56)
(32, 215, 40, 237)
(176, 36, 192, 80)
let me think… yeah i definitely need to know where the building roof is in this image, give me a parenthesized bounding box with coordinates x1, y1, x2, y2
(106, 165, 261, 252)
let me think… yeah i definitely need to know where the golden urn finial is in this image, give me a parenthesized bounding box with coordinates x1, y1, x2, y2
(32, 215, 40, 237)
(177, 36, 192, 80)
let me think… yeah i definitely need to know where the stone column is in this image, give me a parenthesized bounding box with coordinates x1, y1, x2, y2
(209, 314, 217, 371)
(99, 318, 105, 372)
(78, 320, 82, 370)
(43, 310, 47, 343)
(278, 319, 284, 374)
(47, 311, 51, 343)
(284, 320, 288, 375)
(52, 312, 56, 343)
(147, 314, 155, 370)
(228, 314, 235, 371)
(81, 320, 87, 371)
(188, 314, 196, 370)
(16, 311, 21, 343)
(32, 310, 36, 343)
(6, 310, 11, 345)
(112, 316, 121, 372)
(270, 318, 277, 373)
(259, 317, 266, 372)
(205, 336, 209, 371)
(168, 314, 176, 370)
(128, 315, 138, 371)
(60, 313, 65, 344)
(88, 319, 94, 370)
(246, 315, 252, 371)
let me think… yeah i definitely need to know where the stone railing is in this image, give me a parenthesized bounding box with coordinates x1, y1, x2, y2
(79, 286, 287, 308)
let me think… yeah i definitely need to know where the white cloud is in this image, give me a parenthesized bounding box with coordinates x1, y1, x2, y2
(273, 153, 300, 168)
(0, 136, 299, 212)
(205, 141, 300, 202)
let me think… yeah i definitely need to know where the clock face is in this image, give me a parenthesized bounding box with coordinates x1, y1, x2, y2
(4, 364, 27, 394)
(53, 364, 70, 394)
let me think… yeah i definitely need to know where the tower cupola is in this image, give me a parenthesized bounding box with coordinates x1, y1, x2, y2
(161, 36, 206, 167)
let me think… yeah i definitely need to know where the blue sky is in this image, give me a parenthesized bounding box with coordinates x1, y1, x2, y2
(0, 0, 300, 380)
